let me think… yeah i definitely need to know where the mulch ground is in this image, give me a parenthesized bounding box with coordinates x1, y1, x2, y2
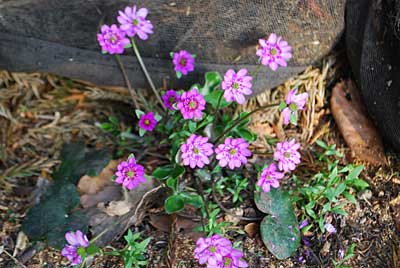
(0, 62, 399, 268)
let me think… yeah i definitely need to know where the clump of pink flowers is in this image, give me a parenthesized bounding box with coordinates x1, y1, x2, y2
(256, 33, 292, 71)
(115, 155, 146, 190)
(162, 90, 180, 110)
(274, 139, 301, 173)
(215, 138, 251, 170)
(139, 112, 158, 131)
(97, 24, 130, 54)
(177, 88, 206, 120)
(221, 69, 253, 104)
(281, 88, 308, 125)
(61, 230, 89, 266)
(181, 134, 214, 168)
(172, 50, 195, 77)
(117, 6, 154, 40)
(194, 234, 248, 268)
(257, 163, 285, 193)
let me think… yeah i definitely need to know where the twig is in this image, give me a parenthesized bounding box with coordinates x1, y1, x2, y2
(2, 248, 28, 268)
(115, 54, 140, 109)
(130, 38, 165, 111)
(211, 180, 262, 221)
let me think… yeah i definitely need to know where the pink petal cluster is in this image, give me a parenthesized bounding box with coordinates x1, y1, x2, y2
(273, 139, 301, 172)
(115, 156, 146, 190)
(256, 33, 292, 71)
(215, 138, 251, 170)
(257, 163, 285, 193)
(162, 90, 180, 110)
(61, 230, 89, 266)
(177, 88, 206, 120)
(194, 235, 247, 268)
(139, 112, 157, 131)
(221, 69, 253, 104)
(117, 6, 153, 40)
(181, 134, 213, 168)
(282, 88, 308, 125)
(97, 24, 130, 54)
(173, 50, 195, 75)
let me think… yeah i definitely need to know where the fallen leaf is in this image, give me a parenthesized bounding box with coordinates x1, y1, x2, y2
(80, 185, 121, 208)
(390, 195, 400, 233)
(13, 231, 28, 256)
(149, 214, 172, 232)
(77, 159, 119, 195)
(330, 80, 387, 166)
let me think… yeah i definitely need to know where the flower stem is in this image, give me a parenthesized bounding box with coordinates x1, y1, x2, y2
(214, 103, 279, 143)
(250, 64, 263, 78)
(115, 54, 140, 109)
(131, 38, 165, 111)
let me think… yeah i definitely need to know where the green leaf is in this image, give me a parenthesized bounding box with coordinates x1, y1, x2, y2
(347, 165, 363, 180)
(351, 179, 369, 189)
(278, 101, 287, 111)
(22, 184, 87, 249)
(139, 128, 146, 137)
(289, 112, 298, 125)
(176, 71, 182, 79)
(135, 109, 145, 119)
(166, 177, 177, 191)
(254, 188, 293, 217)
(86, 244, 100, 255)
(236, 128, 257, 142)
(183, 193, 204, 208)
(165, 195, 185, 214)
(200, 72, 222, 95)
(152, 165, 184, 180)
(188, 121, 197, 132)
(334, 183, 346, 197)
(260, 214, 300, 260)
(204, 90, 230, 110)
(343, 191, 357, 204)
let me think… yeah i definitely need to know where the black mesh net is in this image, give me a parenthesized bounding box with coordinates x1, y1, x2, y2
(0, 0, 345, 94)
(346, 0, 400, 152)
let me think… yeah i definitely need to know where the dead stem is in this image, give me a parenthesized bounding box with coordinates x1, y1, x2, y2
(115, 54, 140, 109)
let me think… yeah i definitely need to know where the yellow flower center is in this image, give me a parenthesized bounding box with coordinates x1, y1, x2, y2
(133, 19, 139, 26)
(127, 170, 135, 177)
(284, 152, 291, 158)
(209, 246, 216, 253)
(144, 119, 150, 125)
(179, 59, 187, 66)
(270, 48, 278, 56)
(232, 82, 239, 90)
(189, 101, 197, 109)
(289, 103, 298, 111)
(229, 148, 237, 155)
(193, 147, 200, 154)
(224, 257, 232, 266)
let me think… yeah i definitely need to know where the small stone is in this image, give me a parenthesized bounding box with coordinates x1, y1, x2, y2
(244, 223, 259, 238)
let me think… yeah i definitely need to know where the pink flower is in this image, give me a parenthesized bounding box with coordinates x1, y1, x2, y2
(273, 139, 301, 172)
(207, 248, 248, 268)
(256, 33, 292, 71)
(97, 24, 130, 54)
(138, 112, 157, 131)
(117, 6, 153, 40)
(281, 88, 308, 125)
(177, 88, 206, 120)
(257, 163, 285, 192)
(215, 138, 251, 170)
(115, 156, 146, 190)
(61, 230, 89, 266)
(162, 90, 180, 110)
(221, 69, 253, 104)
(194, 235, 233, 265)
(181, 134, 214, 169)
(172, 50, 195, 76)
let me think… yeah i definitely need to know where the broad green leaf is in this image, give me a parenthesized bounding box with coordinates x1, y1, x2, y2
(347, 165, 363, 180)
(165, 195, 185, 214)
